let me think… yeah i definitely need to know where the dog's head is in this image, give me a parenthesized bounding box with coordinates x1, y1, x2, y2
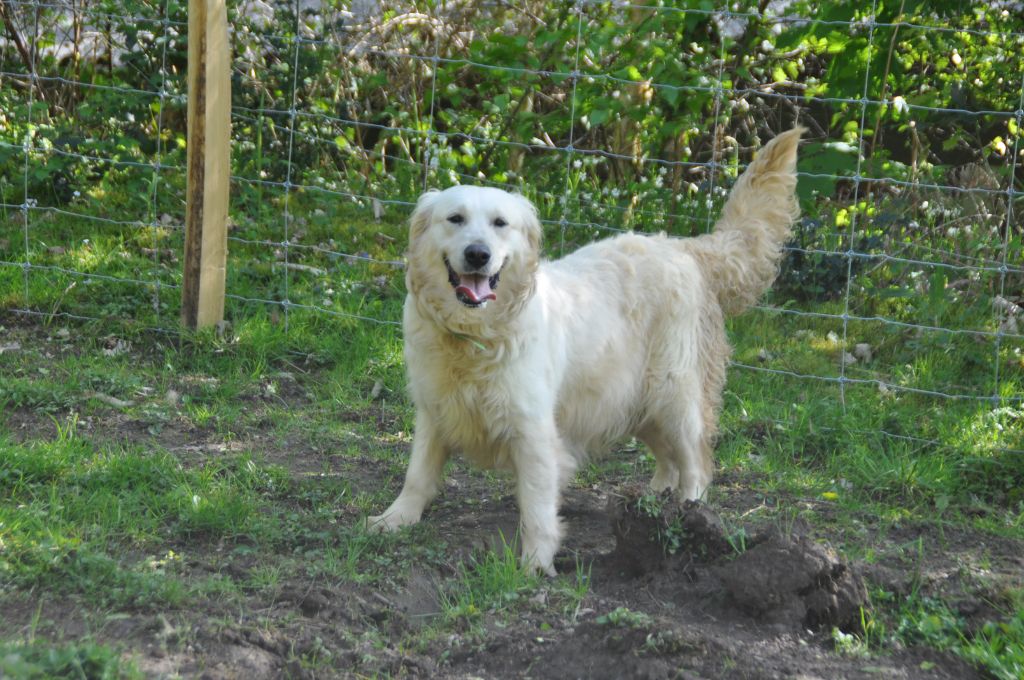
(406, 186, 541, 329)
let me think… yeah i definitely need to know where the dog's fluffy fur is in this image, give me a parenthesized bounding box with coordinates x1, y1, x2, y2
(369, 128, 803, 574)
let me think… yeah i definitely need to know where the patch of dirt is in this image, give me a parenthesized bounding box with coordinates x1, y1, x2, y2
(447, 618, 978, 680)
(410, 488, 983, 680)
(2, 447, 1011, 679)
(2, 315, 1020, 678)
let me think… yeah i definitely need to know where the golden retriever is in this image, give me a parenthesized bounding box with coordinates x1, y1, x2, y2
(369, 128, 803, 575)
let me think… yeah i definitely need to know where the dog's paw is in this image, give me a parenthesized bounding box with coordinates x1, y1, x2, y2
(521, 553, 558, 578)
(365, 508, 419, 533)
(366, 513, 399, 533)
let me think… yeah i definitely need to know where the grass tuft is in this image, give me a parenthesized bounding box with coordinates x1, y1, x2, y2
(440, 537, 540, 621)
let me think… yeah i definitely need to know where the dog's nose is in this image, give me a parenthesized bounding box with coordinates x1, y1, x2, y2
(464, 243, 491, 270)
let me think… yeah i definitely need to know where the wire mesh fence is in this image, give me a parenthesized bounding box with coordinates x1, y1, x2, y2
(1, 1, 1022, 455)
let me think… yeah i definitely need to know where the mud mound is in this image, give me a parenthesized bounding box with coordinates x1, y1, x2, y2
(608, 489, 867, 631)
(719, 530, 867, 631)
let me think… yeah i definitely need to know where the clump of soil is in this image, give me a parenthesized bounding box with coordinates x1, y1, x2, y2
(608, 487, 867, 632)
(609, 487, 731, 577)
(608, 488, 679, 575)
(719, 529, 868, 631)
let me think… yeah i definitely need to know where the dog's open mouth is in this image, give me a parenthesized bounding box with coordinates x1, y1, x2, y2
(444, 257, 501, 308)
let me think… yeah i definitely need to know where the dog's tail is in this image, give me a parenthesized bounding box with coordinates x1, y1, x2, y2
(692, 127, 803, 317)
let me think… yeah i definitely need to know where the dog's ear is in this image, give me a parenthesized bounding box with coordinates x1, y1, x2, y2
(512, 193, 542, 254)
(406, 190, 440, 296)
(409, 190, 440, 242)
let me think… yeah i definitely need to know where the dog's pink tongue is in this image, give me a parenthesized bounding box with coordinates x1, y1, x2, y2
(455, 274, 496, 303)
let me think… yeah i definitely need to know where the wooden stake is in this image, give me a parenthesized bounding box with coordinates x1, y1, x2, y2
(181, 0, 231, 329)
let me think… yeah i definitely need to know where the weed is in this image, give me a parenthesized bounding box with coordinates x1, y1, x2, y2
(724, 526, 749, 556)
(557, 557, 592, 620)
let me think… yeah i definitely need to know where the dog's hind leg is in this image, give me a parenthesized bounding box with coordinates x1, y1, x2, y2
(637, 423, 680, 492)
(368, 411, 449, 532)
(638, 395, 712, 501)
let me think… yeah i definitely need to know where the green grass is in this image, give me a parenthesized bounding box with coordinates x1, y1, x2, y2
(840, 590, 1024, 680)
(2, 196, 1023, 677)
(440, 538, 542, 621)
(960, 606, 1024, 680)
(437, 538, 590, 633)
(0, 429, 280, 606)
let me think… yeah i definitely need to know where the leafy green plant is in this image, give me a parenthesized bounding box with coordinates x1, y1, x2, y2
(596, 606, 654, 629)
(0, 639, 142, 679)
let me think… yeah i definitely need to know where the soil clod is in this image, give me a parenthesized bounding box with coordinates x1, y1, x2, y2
(607, 488, 868, 631)
(719, 530, 867, 631)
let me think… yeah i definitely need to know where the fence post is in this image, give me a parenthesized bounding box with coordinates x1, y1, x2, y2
(181, 0, 231, 329)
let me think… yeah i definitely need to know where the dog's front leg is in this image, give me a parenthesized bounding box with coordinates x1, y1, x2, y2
(368, 411, 448, 532)
(511, 427, 566, 577)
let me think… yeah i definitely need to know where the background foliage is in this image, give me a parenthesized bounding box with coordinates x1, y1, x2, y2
(1, 0, 1022, 471)
(0, 1, 1021, 436)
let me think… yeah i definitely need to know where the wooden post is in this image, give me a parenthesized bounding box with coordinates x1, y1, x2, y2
(181, 0, 231, 329)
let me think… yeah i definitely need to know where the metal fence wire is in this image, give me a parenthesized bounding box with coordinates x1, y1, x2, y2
(1, 1, 1022, 455)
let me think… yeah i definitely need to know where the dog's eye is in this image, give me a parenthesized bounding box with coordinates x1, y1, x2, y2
(447, 214, 465, 225)
(493, 217, 507, 228)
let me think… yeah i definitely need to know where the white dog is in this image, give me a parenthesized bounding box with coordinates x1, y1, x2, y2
(369, 128, 803, 575)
